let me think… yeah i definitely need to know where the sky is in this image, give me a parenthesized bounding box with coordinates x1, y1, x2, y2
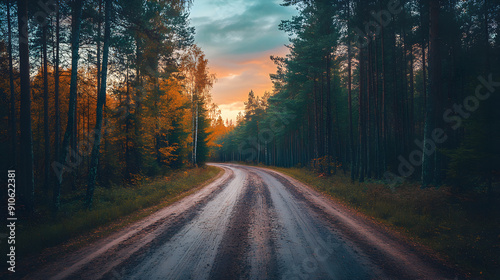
(189, 0, 298, 123)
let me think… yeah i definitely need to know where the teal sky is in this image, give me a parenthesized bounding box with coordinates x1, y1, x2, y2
(189, 0, 298, 122)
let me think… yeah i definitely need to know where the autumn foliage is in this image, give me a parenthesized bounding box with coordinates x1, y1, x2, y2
(0, 0, 222, 214)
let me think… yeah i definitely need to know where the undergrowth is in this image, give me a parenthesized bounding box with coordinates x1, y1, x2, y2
(14, 166, 221, 258)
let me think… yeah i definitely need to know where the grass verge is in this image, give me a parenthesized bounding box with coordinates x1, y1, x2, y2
(262, 165, 499, 279)
(15, 166, 221, 260)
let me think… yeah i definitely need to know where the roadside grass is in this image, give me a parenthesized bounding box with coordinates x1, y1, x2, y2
(15, 166, 221, 259)
(265, 166, 499, 278)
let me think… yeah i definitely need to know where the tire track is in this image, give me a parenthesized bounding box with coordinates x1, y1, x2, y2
(246, 171, 278, 280)
(251, 167, 375, 280)
(123, 165, 247, 280)
(26, 163, 457, 280)
(208, 174, 254, 279)
(26, 165, 234, 280)
(249, 165, 457, 280)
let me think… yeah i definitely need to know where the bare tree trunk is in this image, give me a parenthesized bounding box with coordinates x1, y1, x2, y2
(325, 53, 332, 173)
(71, 88, 79, 190)
(347, 0, 355, 182)
(373, 36, 381, 178)
(54, 0, 83, 211)
(97, 0, 102, 98)
(154, 80, 161, 165)
(7, 1, 17, 168)
(257, 122, 260, 164)
(482, 0, 493, 197)
(409, 46, 415, 139)
(366, 41, 372, 178)
(381, 22, 387, 176)
(420, 1, 427, 129)
(358, 48, 365, 182)
(43, 20, 50, 192)
(18, 0, 35, 214)
(125, 59, 131, 180)
(482, 0, 490, 73)
(194, 103, 199, 165)
(86, 0, 111, 209)
(54, 0, 61, 171)
(422, 0, 440, 188)
(313, 79, 319, 159)
(7, 0, 17, 167)
(134, 34, 143, 172)
(191, 92, 196, 165)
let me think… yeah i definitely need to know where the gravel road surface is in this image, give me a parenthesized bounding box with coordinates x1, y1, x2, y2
(26, 163, 457, 280)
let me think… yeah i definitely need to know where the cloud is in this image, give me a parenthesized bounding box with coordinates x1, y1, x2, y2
(209, 46, 289, 106)
(218, 101, 245, 122)
(191, 0, 295, 57)
(189, 0, 297, 121)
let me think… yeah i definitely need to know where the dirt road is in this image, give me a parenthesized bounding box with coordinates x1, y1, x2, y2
(27, 163, 457, 280)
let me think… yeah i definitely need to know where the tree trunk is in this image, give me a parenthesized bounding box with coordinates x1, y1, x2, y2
(54, 0, 83, 211)
(134, 33, 143, 173)
(54, 0, 61, 181)
(86, 0, 111, 209)
(420, 1, 427, 130)
(381, 22, 387, 177)
(358, 48, 365, 182)
(7, 0, 16, 167)
(313, 79, 319, 159)
(43, 20, 50, 192)
(97, 0, 102, 98)
(154, 82, 161, 165)
(191, 90, 196, 165)
(347, 1, 355, 182)
(194, 103, 199, 165)
(409, 45, 415, 140)
(125, 59, 131, 180)
(18, 0, 35, 214)
(482, 0, 490, 73)
(366, 41, 372, 178)
(373, 36, 381, 178)
(325, 53, 332, 173)
(422, 0, 440, 188)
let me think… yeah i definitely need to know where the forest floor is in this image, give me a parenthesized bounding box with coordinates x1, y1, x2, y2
(2, 166, 222, 279)
(260, 164, 500, 279)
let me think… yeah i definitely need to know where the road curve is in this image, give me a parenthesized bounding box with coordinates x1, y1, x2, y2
(26, 163, 457, 280)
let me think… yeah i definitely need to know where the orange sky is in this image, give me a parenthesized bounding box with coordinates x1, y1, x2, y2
(189, 0, 297, 123)
(209, 46, 290, 123)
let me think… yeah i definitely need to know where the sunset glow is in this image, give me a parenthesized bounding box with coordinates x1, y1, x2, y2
(189, 0, 297, 122)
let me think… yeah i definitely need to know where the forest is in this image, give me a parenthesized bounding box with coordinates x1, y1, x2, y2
(0, 0, 499, 216)
(213, 0, 500, 193)
(0, 0, 229, 214)
(1, 0, 500, 277)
